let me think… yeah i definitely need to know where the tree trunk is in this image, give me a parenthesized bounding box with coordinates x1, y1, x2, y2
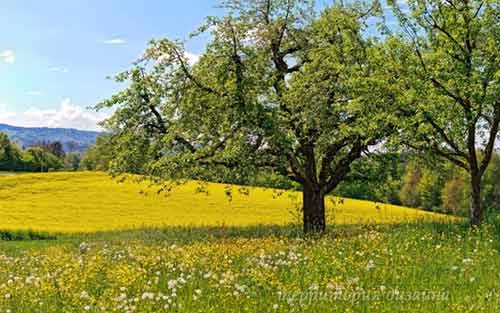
(469, 173, 482, 226)
(302, 184, 326, 234)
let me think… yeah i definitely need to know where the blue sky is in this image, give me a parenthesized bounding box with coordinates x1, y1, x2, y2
(0, 0, 218, 130)
(0, 0, 400, 131)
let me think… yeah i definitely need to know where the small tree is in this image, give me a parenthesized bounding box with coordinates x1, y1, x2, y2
(32, 141, 66, 159)
(442, 174, 468, 215)
(64, 153, 81, 171)
(417, 167, 444, 210)
(24, 147, 64, 172)
(98, 0, 396, 233)
(80, 135, 114, 171)
(0, 132, 24, 171)
(399, 161, 423, 208)
(388, 0, 500, 225)
(482, 153, 500, 213)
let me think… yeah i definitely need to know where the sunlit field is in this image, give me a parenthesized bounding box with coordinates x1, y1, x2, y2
(0, 172, 447, 234)
(1, 172, 498, 312)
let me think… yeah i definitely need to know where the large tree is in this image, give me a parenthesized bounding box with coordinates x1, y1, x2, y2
(387, 0, 500, 225)
(98, 0, 396, 233)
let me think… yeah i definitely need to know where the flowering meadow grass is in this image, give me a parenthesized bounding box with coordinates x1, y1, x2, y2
(0, 172, 498, 312)
(0, 223, 499, 312)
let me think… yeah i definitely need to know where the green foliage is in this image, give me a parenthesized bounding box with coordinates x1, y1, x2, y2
(23, 147, 64, 172)
(441, 174, 468, 215)
(482, 153, 500, 213)
(80, 134, 113, 171)
(387, 0, 500, 224)
(97, 0, 399, 232)
(32, 141, 66, 159)
(396, 154, 500, 215)
(0, 132, 66, 172)
(64, 153, 81, 171)
(399, 161, 423, 208)
(335, 153, 405, 204)
(0, 132, 24, 171)
(416, 167, 444, 211)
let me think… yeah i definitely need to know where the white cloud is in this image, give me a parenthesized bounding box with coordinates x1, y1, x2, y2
(102, 38, 127, 45)
(185, 52, 200, 65)
(25, 91, 43, 96)
(157, 51, 200, 66)
(0, 99, 108, 131)
(48, 66, 69, 73)
(0, 103, 16, 119)
(0, 50, 15, 64)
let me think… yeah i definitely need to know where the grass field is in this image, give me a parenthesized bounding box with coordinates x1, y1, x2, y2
(0, 172, 498, 312)
(0, 172, 447, 234)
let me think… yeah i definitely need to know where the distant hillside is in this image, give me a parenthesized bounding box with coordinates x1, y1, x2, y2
(0, 123, 100, 153)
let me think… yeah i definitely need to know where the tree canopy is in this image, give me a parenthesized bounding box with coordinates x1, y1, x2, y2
(387, 0, 500, 224)
(98, 0, 398, 233)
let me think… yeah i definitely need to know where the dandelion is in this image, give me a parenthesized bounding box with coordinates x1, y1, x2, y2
(168, 279, 177, 289)
(348, 277, 360, 285)
(79, 242, 90, 253)
(365, 259, 375, 270)
(117, 293, 127, 301)
(235, 284, 247, 293)
(141, 292, 155, 300)
(80, 290, 90, 299)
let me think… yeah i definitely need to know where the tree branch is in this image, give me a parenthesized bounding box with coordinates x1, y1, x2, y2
(480, 102, 500, 175)
(323, 141, 364, 193)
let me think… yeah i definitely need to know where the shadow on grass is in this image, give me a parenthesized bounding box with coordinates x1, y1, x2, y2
(0, 229, 57, 241)
(0, 219, 477, 244)
(0, 224, 304, 246)
(2, 213, 499, 251)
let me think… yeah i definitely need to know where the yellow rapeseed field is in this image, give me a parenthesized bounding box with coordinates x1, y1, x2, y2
(0, 172, 447, 233)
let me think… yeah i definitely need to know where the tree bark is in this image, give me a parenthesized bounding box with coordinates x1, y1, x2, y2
(469, 172, 482, 226)
(302, 183, 326, 234)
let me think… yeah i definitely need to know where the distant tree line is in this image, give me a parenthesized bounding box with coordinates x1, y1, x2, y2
(0, 132, 81, 172)
(335, 153, 500, 217)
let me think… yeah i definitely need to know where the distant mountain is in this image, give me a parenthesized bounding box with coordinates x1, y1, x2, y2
(0, 123, 100, 153)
